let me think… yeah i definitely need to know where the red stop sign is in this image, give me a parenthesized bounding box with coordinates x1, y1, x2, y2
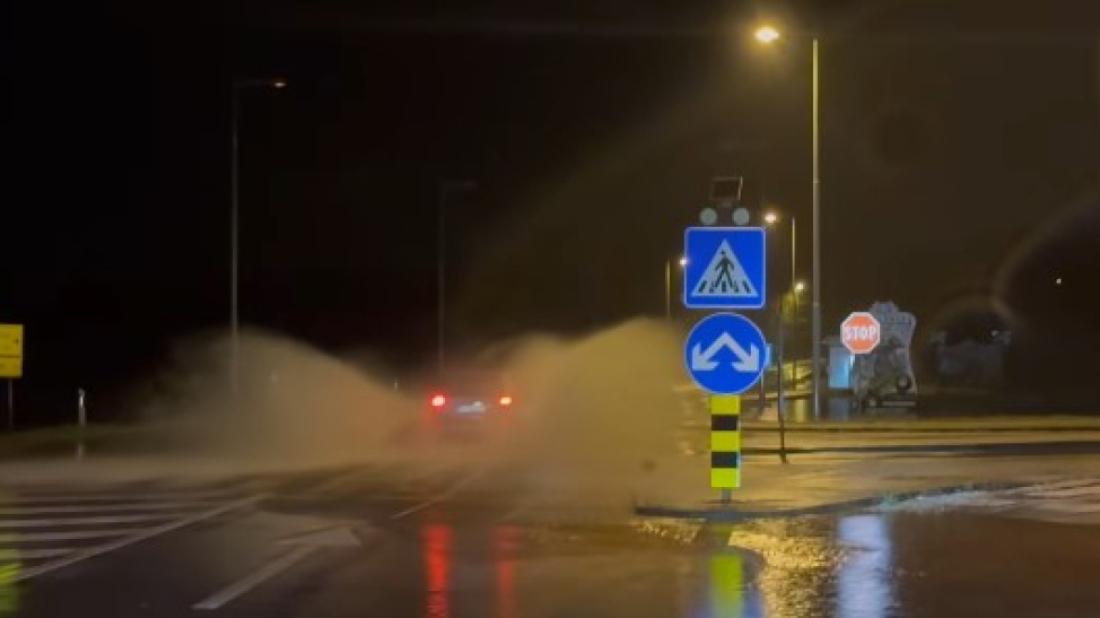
(841, 312, 881, 355)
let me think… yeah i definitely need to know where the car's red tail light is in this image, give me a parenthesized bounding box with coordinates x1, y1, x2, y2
(430, 394, 447, 408)
(498, 395, 513, 407)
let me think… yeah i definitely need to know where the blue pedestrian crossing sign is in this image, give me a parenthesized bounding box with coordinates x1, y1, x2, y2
(685, 313, 768, 395)
(683, 227, 766, 309)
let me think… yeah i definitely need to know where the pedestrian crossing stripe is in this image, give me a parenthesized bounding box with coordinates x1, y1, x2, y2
(694, 240, 757, 298)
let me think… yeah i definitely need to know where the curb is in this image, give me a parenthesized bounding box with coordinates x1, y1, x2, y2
(741, 424, 1100, 434)
(740, 440, 1100, 457)
(632, 480, 1029, 522)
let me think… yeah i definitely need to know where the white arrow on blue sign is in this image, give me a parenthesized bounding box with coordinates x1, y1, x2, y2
(684, 313, 769, 395)
(683, 227, 766, 309)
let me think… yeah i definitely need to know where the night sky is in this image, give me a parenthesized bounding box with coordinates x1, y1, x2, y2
(5, 0, 1100, 421)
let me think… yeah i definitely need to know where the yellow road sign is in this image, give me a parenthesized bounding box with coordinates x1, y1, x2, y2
(0, 357, 22, 378)
(0, 324, 23, 357)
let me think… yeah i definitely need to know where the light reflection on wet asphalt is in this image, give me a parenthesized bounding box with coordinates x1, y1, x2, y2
(715, 511, 1100, 618)
(392, 510, 1100, 618)
(7, 469, 1100, 618)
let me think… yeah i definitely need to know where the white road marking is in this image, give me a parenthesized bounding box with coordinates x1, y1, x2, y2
(0, 491, 242, 505)
(0, 514, 182, 528)
(0, 528, 145, 543)
(0, 548, 77, 561)
(192, 545, 316, 611)
(0, 500, 220, 516)
(1028, 479, 1100, 490)
(193, 527, 362, 610)
(1021, 486, 1100, 499)
(389, 467, 489, 520)
(11, 494, 263, 582)
(953, 497, 1018, 509)
(1035, 502, 1100, 514)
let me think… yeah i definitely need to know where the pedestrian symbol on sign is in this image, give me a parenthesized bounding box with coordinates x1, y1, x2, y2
(694, 240, 757, 298)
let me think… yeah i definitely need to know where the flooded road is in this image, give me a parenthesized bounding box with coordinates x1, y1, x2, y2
(6, 464, 1100, 617)
(721, 511, 1100, 618)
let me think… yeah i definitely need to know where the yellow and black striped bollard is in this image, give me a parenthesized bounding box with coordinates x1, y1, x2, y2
(710, 394, 741, 499)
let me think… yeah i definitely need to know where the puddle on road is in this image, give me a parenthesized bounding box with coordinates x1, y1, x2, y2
(252, 465, 1100, 618)
(714, 510, 1100, 618)
(717, 515, 895, 618)
(518, 518, 703, 556)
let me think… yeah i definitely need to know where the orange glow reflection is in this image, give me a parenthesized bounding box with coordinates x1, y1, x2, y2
(494, 526, 518, 618)
(423, 525, 452, 618)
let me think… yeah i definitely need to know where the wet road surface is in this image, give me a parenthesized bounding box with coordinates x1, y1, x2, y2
(4, 463, 1100, 617)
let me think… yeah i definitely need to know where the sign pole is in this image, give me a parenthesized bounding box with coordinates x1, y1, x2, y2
(6, 379, 13, 432)
(776, 314, 789, 463)
(0, 323, 23, 432)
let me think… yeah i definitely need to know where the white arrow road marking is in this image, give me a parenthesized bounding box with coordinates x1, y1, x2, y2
(691, 332, 760, 373)
(193, 526, 363, 611)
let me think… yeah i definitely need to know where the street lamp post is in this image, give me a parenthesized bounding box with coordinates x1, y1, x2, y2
(664, 256, 687, 320)
(793, 280, 805, 373)
(230, 77, 285, 402)
(811, 37, 822, 421)
(756, 26, 823, 420)
(764, 211, 797, 409)
(437, 180, 477, 377)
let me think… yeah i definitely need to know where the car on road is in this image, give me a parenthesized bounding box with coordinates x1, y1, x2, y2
(423, 370, 520, 440)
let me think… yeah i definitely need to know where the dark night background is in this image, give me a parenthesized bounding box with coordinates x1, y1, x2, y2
(3, 0, 1100, 424)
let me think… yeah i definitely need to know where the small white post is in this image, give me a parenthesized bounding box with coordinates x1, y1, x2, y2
(76, 387, 87, 462)
(77, 388, 87, 427)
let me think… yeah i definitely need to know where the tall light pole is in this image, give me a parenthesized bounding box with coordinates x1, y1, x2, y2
(437, 180, 477, 377)
(811, 37, 821, 421)
(756, 25, 823, 420)
(764, 211, 797, 416)
(762, 211, 790, 461)
(230, 77, 285, 401)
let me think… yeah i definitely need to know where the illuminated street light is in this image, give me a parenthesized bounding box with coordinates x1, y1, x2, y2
(679, 256, 689, 267)
(756, 24, 823, 420)
(764, 211, 779, 226)
(755, 25, 781, 44)
(795, 281, 806, 293)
